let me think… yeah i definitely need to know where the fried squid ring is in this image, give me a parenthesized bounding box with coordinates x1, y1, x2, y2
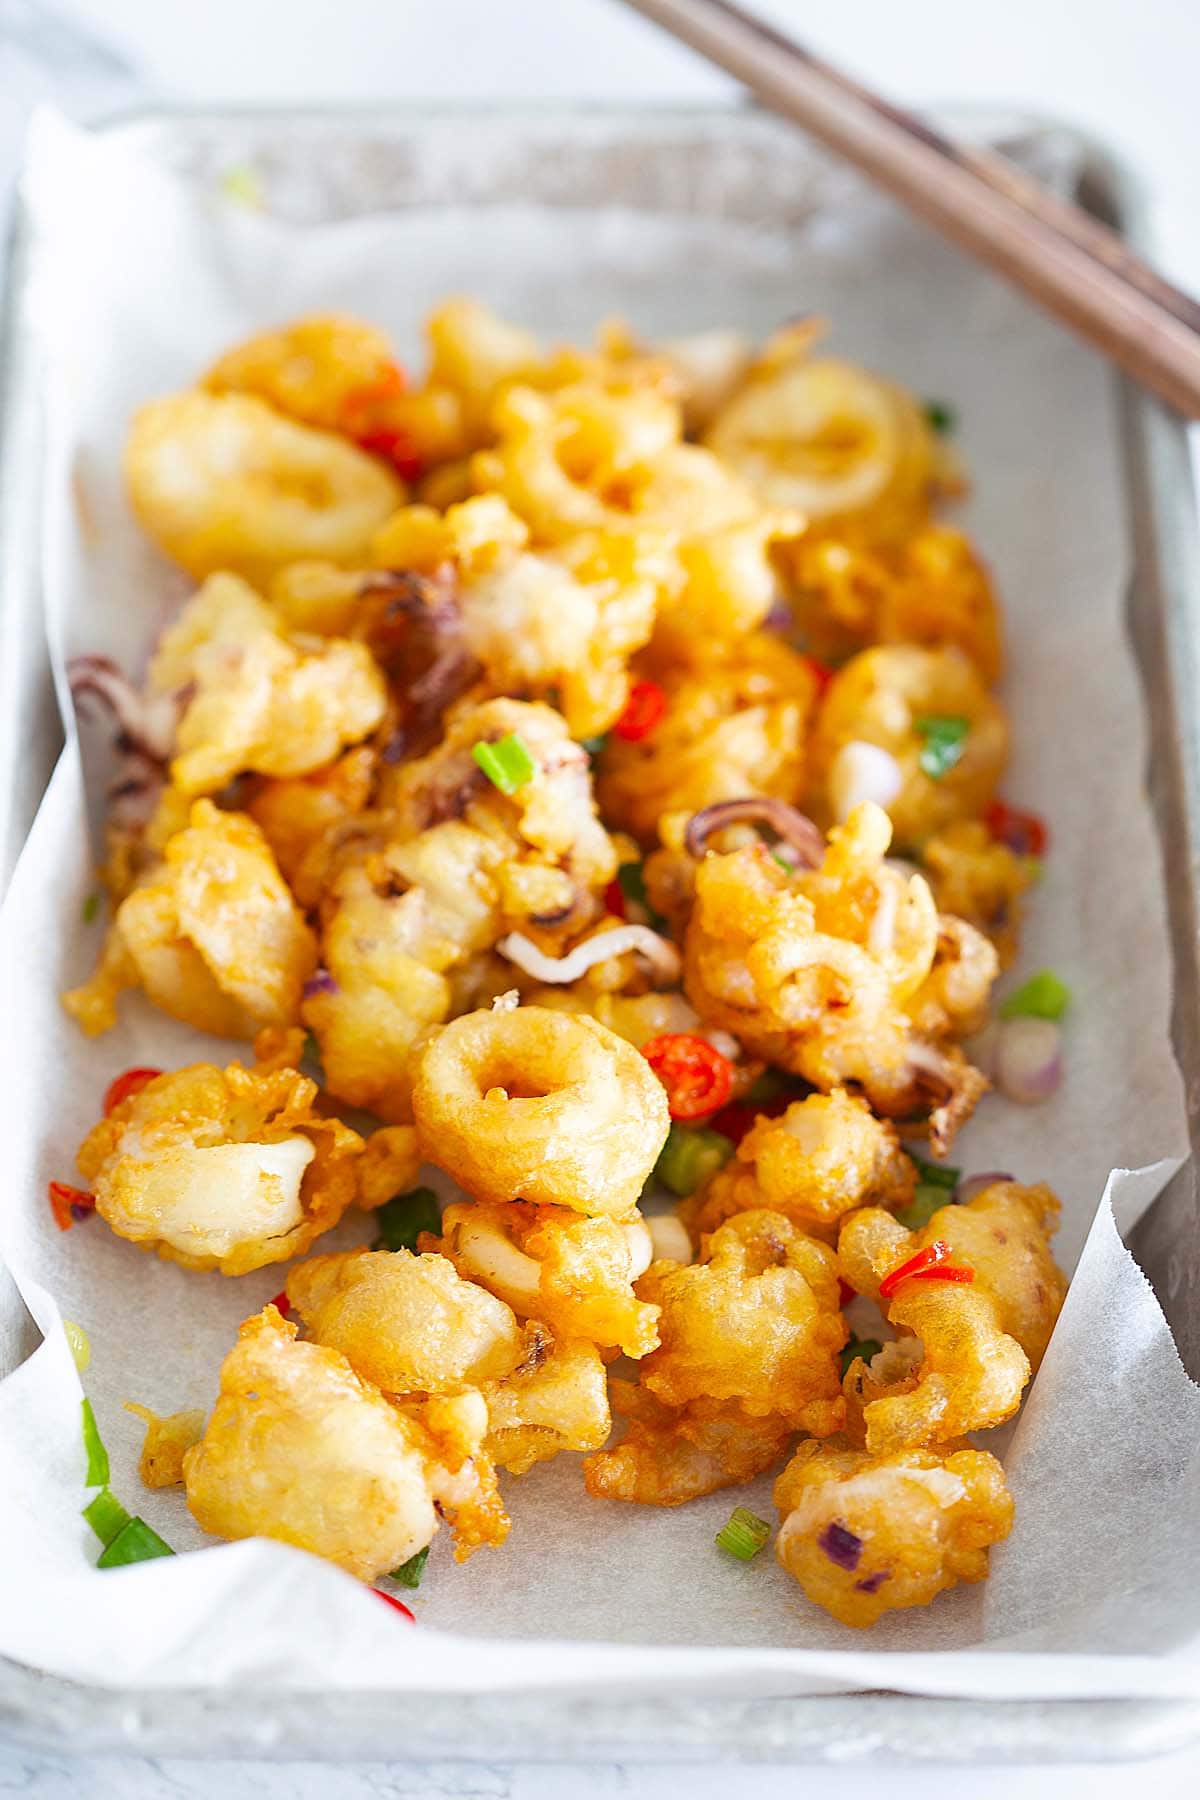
(411, 1005, 670, 1217)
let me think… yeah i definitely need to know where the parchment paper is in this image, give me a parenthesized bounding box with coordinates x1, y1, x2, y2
(0, 110, 1197, 1700)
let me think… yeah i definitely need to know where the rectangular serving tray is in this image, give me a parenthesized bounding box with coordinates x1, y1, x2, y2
(0, 102, 1198, 1764)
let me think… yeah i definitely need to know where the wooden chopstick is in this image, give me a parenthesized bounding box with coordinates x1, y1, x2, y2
(620, 0, 1200, 416)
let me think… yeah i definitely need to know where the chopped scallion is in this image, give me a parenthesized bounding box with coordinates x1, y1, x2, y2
(924, 399, 957, 434)
(96, 1516, 175, 1568)
(998, 969, 1071, 1022)
(83, 1487, 131, 1549)
(915, 715, 970, 780)
(839, 1336, 883, 1380)
(616, 861, 666, 931)
(907, 1153, 960, 1191)
(81, 1397, 109, 1487)
(715, 1506, 771, 1562)
(374, 1187, 442, 1253)
(81, 891, 101, 924)
(744, 1069, 789, 1106)
(472, 733, 536, 795)
(654, 1124, 734, 1198)
(64, 1318, 91, 1372)
(895, 1185, 950, 1232)
(391, 1546, 430, 1589)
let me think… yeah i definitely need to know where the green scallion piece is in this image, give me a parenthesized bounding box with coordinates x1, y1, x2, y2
(998, 969, 1071, 1022)
(907, 1153, 960, 1191)
(81, 1397, 109, 1487)
(83, 1487, 131, 1549)
(924, 400, 957, 434)
(839, 1336, 884, 1379)
(915, 715, 970, 780)
(655, 1124, 734, 1198)
(580, 734, 608, 757)
(391, 1546, 430, 1589)
(374, 1186, 442, 1253)
(81, 891, 101, 924)
(715, 1506, 771, 1562)
(895, 1185, 950, 1232)
(744, 1069, 789, 1106)
(472, 733, 536, 795)
(616, 861, 667, 931)
(96, 1516, 175, 1568)
(63, 1319, 91, 1372)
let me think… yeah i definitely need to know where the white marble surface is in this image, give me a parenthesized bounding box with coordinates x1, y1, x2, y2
(3, 0, 1200, 1793)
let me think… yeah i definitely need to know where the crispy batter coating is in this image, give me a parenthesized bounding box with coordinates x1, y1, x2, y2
(204, 312, 405, 433)
(356, 1125, 423, 1211)
(305, 699, 617, 1118)
(837, 1182, 1065, 1451)
(583, 1378, 793, 1506)
(125, 1403, 206, 1489)
(784, 525, 1002, 682)
(247, 746, 375, 902)
(703, 331, 948, 544)
(774, 1439, 1013, 1627)
(432, 1199, 659, 1356)
(64, 801, 317, 1040)
(287, 1247, 530, 1394)
(636, 1210, 846, 1432)
(482, 1331, 612, 1474)
(811, 646, 1007, 848)
(905, 914, 1000, 1041)
(470, 382, 800, 659)
(412, 1005, 670, 1218)
(75, 1033, 362, 1273)
(184, 1307, 507, 1580)
(125, 391, 404, 583)
(372, 494, 658, 739)
(921, 819, 1036, 967)
(684, 1088, 915, 1241)
(596, 634, 818, 844)
(682, 805, 992, 1150)
(148, 573, 386, 796)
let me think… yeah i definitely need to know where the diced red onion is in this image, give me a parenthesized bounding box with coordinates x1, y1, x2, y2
(994, 1017, 1063, 1104)
(302, 969, 339, 999)
(817, 1520, 863, 1571)
(954, 1171, 1015, 1204)
(854, 1569, 889, 1594)
(498, 926, 681, 988)
(828, 741, 902, 823)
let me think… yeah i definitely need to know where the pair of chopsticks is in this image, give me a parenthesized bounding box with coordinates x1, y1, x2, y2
(620, 0, 1200, 418)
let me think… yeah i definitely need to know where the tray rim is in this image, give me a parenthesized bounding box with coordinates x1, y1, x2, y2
(0, 97, 1197, 1765)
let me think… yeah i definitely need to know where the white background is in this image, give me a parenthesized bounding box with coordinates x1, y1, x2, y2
(3, 0, 1199, 1794)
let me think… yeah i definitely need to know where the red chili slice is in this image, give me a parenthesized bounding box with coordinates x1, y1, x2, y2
(603, 878, 627, 920)
(805, 655, 836, 698)
(270, 1291, 291, 1318)
(837, 1277, 856, 1308)
(48, 1181, 95, 1232)
(708, 1089, 792, 1146)
(374, 1589, 416, 1621)
(984, 799, 1048, 858)
(613, 680, 667, 742)
(878, 1239, 975, 1301)
(103, 1067, 163, 1116)
(642, 1033, 734, 1121)
(354, 425, 423, 482)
